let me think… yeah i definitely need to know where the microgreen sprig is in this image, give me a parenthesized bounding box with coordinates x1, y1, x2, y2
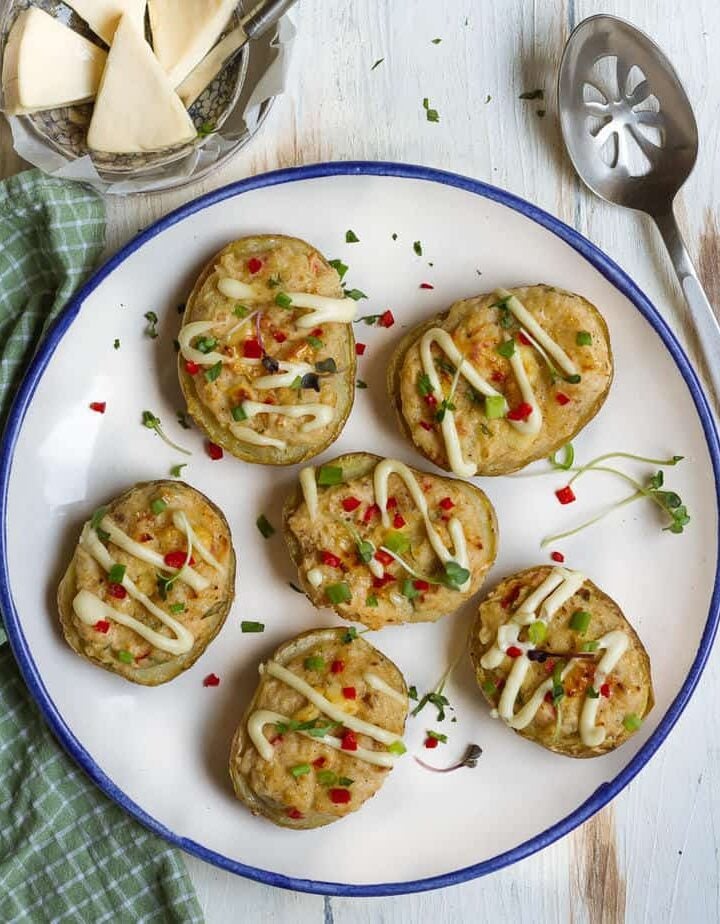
(142, 410, 192, 455)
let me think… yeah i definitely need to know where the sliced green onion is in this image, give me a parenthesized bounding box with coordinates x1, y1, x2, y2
(426, 730, 447, 743)
(408, 685, 418, 700)
(108, 564, 126, 584)
(581, 640, 600, 652)
(256, 514, 275, 539)
(304, 655, 326, 671)
(482, 679, 497, 696)
(317, 770, 338, 786)
(233, 304, 249, 317)
(195, 336, 217, 354)
(485, 395, 506, 419)
(306, 335, 323, 349)
(151, 499, 167, 515)
(496, 339, 515, 359)
(342, 627, 358, 643)
(117, 650, 134, 664)
(366, 593, 379, 607)
(290, 763, 311, 778)
(401, 579, 420, 600)
(338, 776, 354, 787)
(275, 292, 293, 309)
(317, 465, 343, 486)
(417, 372, 434, 396)
(231, 405, 247, 422)
(91, 506, 108, 530)
(549, 443, 575, 471)
(383, 530, 410, 554)
(527, 621, 547, 645)
(552, 660, 565, 704)
(623, 713, 642, 732)
(576, 331, 592, 346)
(387, 740, 406, 755)
(326, 582, 352, 605)
(586, 686, 600, 699)
(241, 621, 265, 633)
(565, 373, 582, 384)
(570, 610, 591, 634)
(204, 361, 222, 382)
(170, 603, 185, 614)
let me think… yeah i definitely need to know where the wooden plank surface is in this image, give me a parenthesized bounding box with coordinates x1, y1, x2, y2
(2, 1, 719, 921)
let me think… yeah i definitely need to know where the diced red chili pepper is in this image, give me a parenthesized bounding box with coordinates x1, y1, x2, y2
(439, 496, 454, 511)
(311, 328, 324, 338)
(342, 497, 361, 512)
(107, 582, 126, 599)
(501, 585, 521, 610)
(413, 580, 430, 592)
(136, 650, 151, 661)
(329, 788, 351, 804)
(507, 402, 534, 422)
(355, 343, 366, 356)
(544, 691, 554, 704)
(379, 310, 395, 328)
(491, 370, 506, 383)
(340, 731, 358, 751)
(247, 257, 263, 274)
(342, 686, 356, 700)
(89, 401, 106, 414)
(286, 807, 304, 819)
(184, 360, 200, 375)
(374, 549, 394, 567)
(420, 282, 435, 290)
(393, 514, 406, 529)
(206, 441, 223, 460)
(600, 683, 611, 698)
(518, 331, 531, 346)
(164, 550, 196, 569)
(94, 620, 110, 634)
(386, 496, 398, 510)
(424, 737, 439, 749)
(420, 420, 433, 431)
(268, 734, 283, 745)
(555, 485, 576, 505)
(506, 646, 523, 658)
(424, 393, 438, 408)
(550, 551, 565, 563)
(321, 550, 342, 568)
(138, 533, 153, 543)
(313, 756, 326, 768)
(203, 673, 221, 687)
(243, 338, 263, 358)
(545, 660, 556, 674)
(273, 331, 287, 343)
(373, 573, 395, 588)
(330, 659, 345, 674)
(363, 503, 380, 523)
(556, 392, 571, 406)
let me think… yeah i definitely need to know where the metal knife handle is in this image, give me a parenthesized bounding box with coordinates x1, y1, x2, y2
(243, 0, 298, 40)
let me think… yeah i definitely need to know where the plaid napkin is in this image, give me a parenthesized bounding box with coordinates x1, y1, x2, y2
(0, 171, 203, 924)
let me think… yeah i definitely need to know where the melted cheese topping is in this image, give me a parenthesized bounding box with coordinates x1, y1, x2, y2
(373, 458, 470, 591)
(418, 290, 577, 476)
(480, 567, 630, 746)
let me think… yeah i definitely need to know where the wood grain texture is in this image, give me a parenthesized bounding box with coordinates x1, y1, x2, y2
(2, 0, 720, 921)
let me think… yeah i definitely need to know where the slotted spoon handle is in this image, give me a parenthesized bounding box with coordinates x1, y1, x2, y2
(654, 208, 720, 410)
(243, 0, 297, 40)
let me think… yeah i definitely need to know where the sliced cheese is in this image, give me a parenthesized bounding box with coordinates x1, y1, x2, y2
(2, 8, 107, 115)
(63, 0, 147, 45)
(87, 15, 196, 154)
(148, 0, 237, 87)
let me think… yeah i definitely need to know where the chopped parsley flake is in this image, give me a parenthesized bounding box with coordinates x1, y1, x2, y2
(329, 258, 348, 280)
(144, 311, 159, 339)
(422, 98, 440, 122)
(176, 410, 191, 430)
(371, 58, 384, 70)
(345, 230, 360, 243)
(170, 463, 187, 478)
(413, 240, 423, 256)
(519, 89, 544, 100)
(204, 361, 222, 382)
(356, 380, 368, 389)
(113, 338, 120, 350)
(275, 292, 293, 309)
(256, 514, 275, 539)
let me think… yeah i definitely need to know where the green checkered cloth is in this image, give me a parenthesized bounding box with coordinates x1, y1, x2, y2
(0, 171, 204, 924)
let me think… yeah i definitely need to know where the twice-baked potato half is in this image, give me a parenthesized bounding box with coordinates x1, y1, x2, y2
(388, 285, 613, 476)
(178, 234, 358, 465)
(58, 480, 236, 685)
(283, 452, 498, 630)
(229, 627, 408, 829)
(469, 565, 653, 757)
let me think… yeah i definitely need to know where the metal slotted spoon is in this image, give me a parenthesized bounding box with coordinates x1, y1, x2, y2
(558, 14, 720, 405)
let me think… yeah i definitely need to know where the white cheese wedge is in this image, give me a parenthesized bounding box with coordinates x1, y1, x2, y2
(63, 0, 147, 45)
(87, 15, 196, 154)
(148, 0, 237, 87)
(2, 8, 107, 115)
(176, 25, 246, 107)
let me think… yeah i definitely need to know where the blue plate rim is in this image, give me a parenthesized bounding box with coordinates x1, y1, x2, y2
(1, 160, 719, 897)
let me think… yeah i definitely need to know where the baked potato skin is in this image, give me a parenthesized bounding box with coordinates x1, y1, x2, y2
(58, 480, 236, 685)
(229, 628, 408, 829)
(179, 234, 356, 466)
(388, 285, 613, 476)
(469, 566, 654, 758)
(283, 452, 498, 630)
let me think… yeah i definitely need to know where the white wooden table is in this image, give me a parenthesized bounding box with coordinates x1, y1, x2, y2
(3, 1, 719, 920)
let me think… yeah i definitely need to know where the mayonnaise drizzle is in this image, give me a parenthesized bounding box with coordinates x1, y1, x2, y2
(299, 467, 319, 520)
(419, 290, 577, 476)
(76, 524, 195, 655)
(171, 511, 226, 575)
(480, 567, 630, 746)
(217, 277, 256, 300)
(229, 424, 285, 449)
(284, 293, 357, 327)
(247, 709, 396, 768)
(364, 673, 408, 705)
(253, 360, 314, 390)
(178, 320, 228, 366)
(373, 458, 470, 591)
(306, 568, 323, 588)
(240, 400, 334, 433)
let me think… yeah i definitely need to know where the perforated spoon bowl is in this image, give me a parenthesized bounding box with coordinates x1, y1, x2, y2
(558, 14, 720, 405)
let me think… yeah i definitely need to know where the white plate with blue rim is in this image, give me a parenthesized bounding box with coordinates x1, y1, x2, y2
(1, 162, 718, 895)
